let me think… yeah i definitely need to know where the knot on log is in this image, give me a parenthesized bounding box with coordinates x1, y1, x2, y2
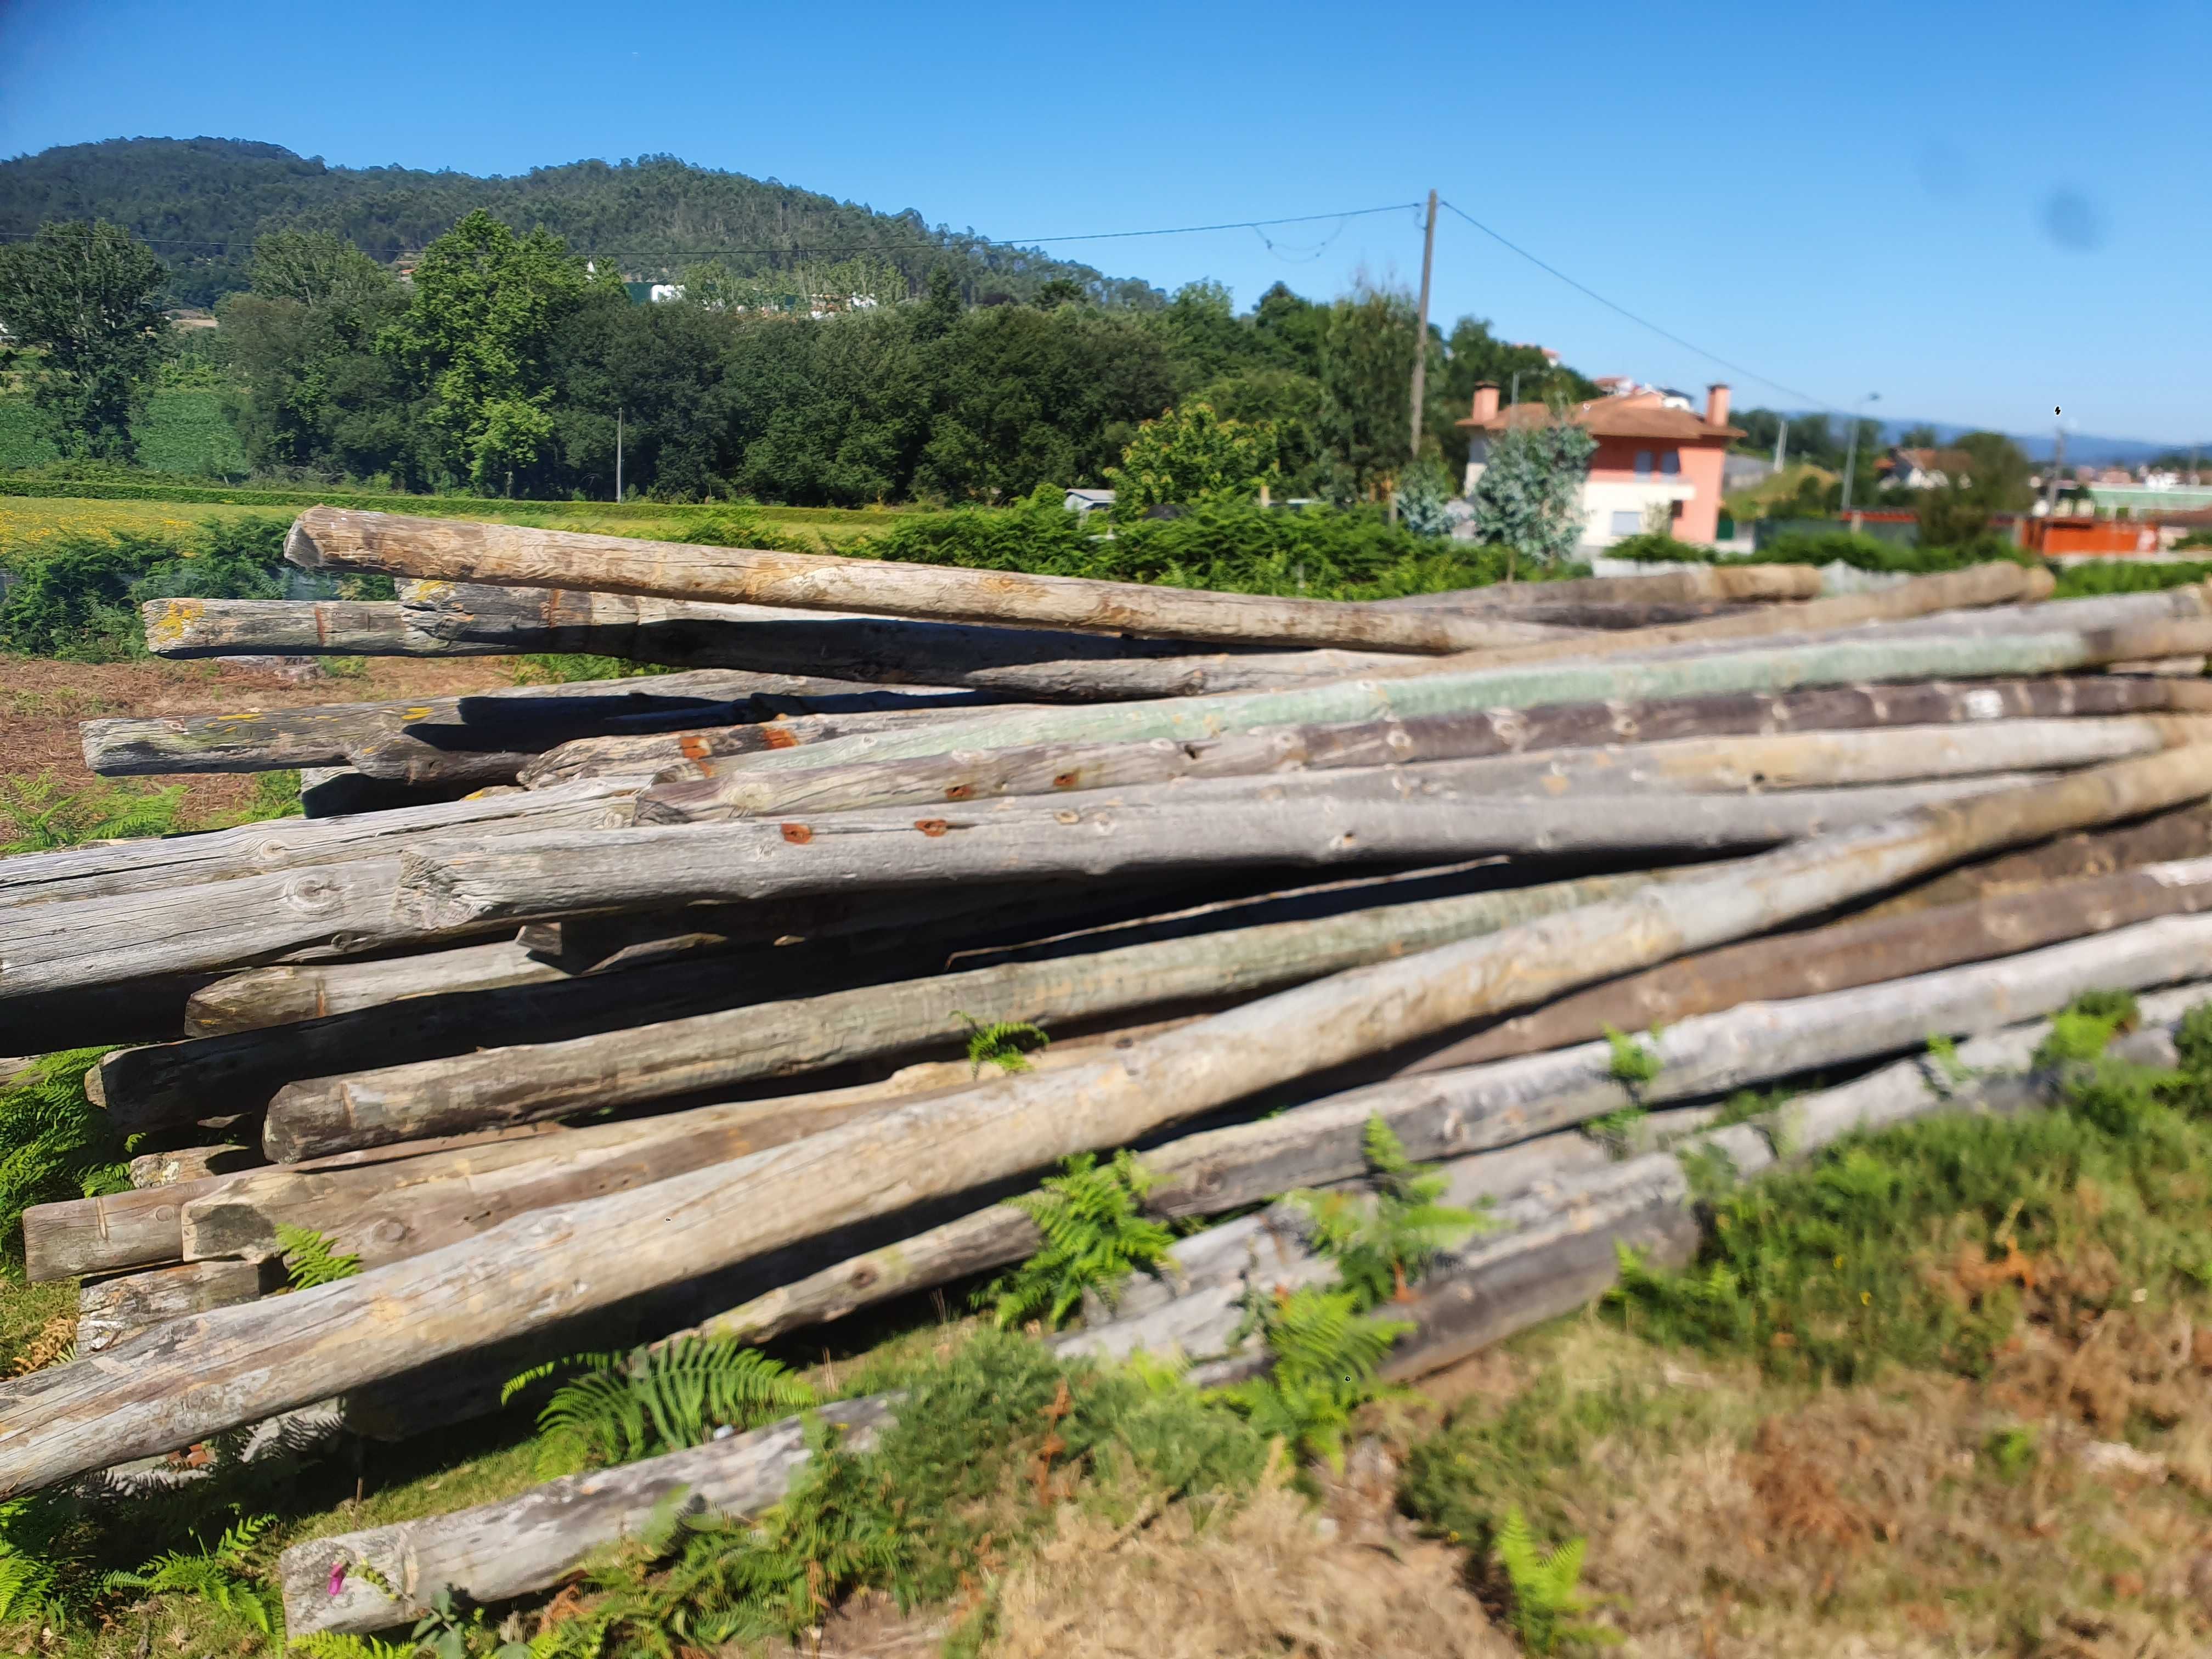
(393, 854, 496, 931)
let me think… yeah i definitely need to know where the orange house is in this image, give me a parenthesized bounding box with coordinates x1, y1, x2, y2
(1459, 382, 1744, 548)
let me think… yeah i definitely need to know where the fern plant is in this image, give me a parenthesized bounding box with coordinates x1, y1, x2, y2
(981, 1149, 1175, 1330)
(102, 1515, 281, 1634)
(2034, 988, 2142, 1069)
(0, 1046, 127, 1278)
(276, 1224, 362, 1290)
(1291, 1118, 1483, 1308)
(0, 773, 188, 854)
(1492, 1508, 1616, 1653)
(1218, 1286, 1411, 1470)
(0, 1500, 64, 1625)
(1602, 1024, 1663, 1090)
(289, 1634, 421, 1659)
(955, 1012, 1051, 1075)
(511, 1338, 817, 1477)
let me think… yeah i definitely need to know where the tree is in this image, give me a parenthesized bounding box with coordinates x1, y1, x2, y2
(1466, 414, 1596, 572)
(380, 210, 591, 491)
(1895, 424, 1940, 449)
(0, 220, 169, 461)
(1318, 283, 1418, 503)
(1105, 402, 1279, 515)
(218, 230, 409, 477)
(1916, 429, 2032, 550)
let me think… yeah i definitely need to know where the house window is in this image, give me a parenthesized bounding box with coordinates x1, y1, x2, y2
(1634, 450, 1654, 476)
(1659, 449, 1680, 476)
(1610, 510, 1643, 536)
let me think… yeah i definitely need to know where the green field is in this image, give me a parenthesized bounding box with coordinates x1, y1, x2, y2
(0, 390, 248, 478)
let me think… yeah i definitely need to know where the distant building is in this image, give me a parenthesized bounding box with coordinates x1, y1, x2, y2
(1876, 447, 1974, 490)
(1064, 488, 1115, 518)
(1458, 381, 1743, 548)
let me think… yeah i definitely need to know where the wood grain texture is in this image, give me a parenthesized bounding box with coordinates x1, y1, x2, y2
(652, 617, 2212, 785)
(284, 509, 1592, 653)
(634, 680, 2186, 823)
(80, 669, 1008, 783)
(3, 750, 2207, 1493)
(1373, 566, 1822, 607)
(256, 868, 1662, 1159)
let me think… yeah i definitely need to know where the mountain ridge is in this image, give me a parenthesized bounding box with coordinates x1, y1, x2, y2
(0, 136, 1155, 310)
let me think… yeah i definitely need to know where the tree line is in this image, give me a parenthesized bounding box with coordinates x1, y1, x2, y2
(0, 211, 1596, 509)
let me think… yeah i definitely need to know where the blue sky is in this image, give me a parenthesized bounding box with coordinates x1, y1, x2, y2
(2, 0, 2205, 445)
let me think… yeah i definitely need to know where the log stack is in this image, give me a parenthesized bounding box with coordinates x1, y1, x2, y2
(8, 510, 2212, 1627)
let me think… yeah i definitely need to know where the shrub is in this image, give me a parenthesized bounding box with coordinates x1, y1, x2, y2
(0, 515, 290, 658)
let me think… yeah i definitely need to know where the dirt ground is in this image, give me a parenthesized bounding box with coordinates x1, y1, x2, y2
(0, 654, 522, 821)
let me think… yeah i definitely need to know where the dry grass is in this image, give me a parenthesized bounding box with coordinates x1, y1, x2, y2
(991, 1449, 1513, 1659)
(1407, 1317, 2212, 1658)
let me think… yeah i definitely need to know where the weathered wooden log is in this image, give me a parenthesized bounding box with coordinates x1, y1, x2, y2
(1854, 799, 2212, 918)
(181, 1018, 1198, 1268)
(283, 1395, 896, 1638)
(155, 588, 1444, 701)
(635, 680, 2190, 823)
(662, 617, 2212, 785)
(76, 1259, 280, 1356)
(127, 1146, 257, 1187)
(1374, 566, 1822, 608)
(3, 752, 2204, 1493)
(79, 670, 1010, 784)
(283, 508, 1600, 654)
(257, 868, 1662, 1160)
(1402, 854, 2212, 1071)
(46, 776, 2007, 1008)
(21, 1123, 569, 1284)
(0, 781, 635, 910)
(274, 983, 2212, 1641)
(143, 597, 507, 658)
(183, 940, 566, 1036)
(693, 905, 2212, 1346)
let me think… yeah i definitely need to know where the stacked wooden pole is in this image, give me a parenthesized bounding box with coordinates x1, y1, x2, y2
(7, 507, 2212, 1559)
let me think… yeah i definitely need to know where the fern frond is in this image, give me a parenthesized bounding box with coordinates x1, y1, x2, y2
(955, 1012, 1050, 1075)
(533, 1340, 815, 1475)
(275, 1223, 362, 1290)
(982, 1149, 1172, 1329)
(291, 1634, 419, 1659)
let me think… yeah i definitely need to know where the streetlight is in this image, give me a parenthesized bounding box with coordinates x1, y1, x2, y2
(1840, 393, 1881, 513)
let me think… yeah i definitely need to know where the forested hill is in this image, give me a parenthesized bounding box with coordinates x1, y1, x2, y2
(0, 137, 1150, 309)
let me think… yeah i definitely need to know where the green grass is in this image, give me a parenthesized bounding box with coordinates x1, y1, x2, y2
(131, 389, 249, 480)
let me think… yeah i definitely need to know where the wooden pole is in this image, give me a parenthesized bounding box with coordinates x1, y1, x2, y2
(659, 616, 2212, 785)
(1408, 188, 1437, 466)
(80, 679, 1018, 784)
(1378, 566, 1821, 607)
(283, 509, 1585, 655)
(2, 750, 2207, 1493)
(256, 868, 1663, 1160)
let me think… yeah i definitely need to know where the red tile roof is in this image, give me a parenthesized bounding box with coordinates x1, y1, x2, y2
(1458, 398, 1742, 442)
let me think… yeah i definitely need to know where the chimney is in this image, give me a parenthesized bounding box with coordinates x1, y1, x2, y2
(1705, 382, 1731, 427)
(1471, 382, 1500, 422)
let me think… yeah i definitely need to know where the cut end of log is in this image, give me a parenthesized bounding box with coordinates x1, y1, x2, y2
(285, 513, 334, 571)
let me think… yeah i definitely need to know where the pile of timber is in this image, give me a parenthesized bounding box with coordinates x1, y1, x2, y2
(10, 507, 2212, 1631)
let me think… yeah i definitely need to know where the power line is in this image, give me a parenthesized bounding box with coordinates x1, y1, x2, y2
(1437, 198, 1849, 418)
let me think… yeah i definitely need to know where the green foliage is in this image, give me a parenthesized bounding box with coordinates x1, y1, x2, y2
(514, 1338, 817, 1477)
(543, 1332, 1268, 1656)
(1604, 1009, 2212, 1383)
(1491, 1508, 1617, 1654)
(289, 1635, 421, 1659)
(101, 1514, 280, 1634)
(1224, 1119, 1480, 1468)
(275, 1223, 362, 1290)
(405, 1586, 532, 1659)
(983, 1150, 1174, 1330)
(2050, 557, 2212, 599)
(381, 211, 591, 490)
(0, 1500, 67, 1624)
(957, 1012, 1050, 1075)
(0, 221, 169, 461)
(0, 514, 291, 658)
(0, 1047, 127, 1278)
(1316, 283, 1418, 503)
(1926, 1031, 1974, 1090)
(1105, 400, 1279, 515)
(1467, 415, 1598, 571)
(1600, 531, 1712, 564)
(2033, 988, 2138, 1069)
(1291, 1117, 1484, 1311)
(1218, 1288, 1410, 1470)
(1982, 1425, 2038, 1482)
(0, 773, 188, 852)
(1602, 1025, 1663, 1090)
(1392, 455, 1460, 537)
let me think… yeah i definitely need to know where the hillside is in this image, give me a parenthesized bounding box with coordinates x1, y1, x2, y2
(0, 137, 1154, 309)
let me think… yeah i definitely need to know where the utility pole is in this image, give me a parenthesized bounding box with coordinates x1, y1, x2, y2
(1407, 189, 1437, 465)
(1840, 393, 1880, 513)
(614, 407, 624, 504)
(1773, 414, 1789, 471)
(2042, 411, 2067, 515)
